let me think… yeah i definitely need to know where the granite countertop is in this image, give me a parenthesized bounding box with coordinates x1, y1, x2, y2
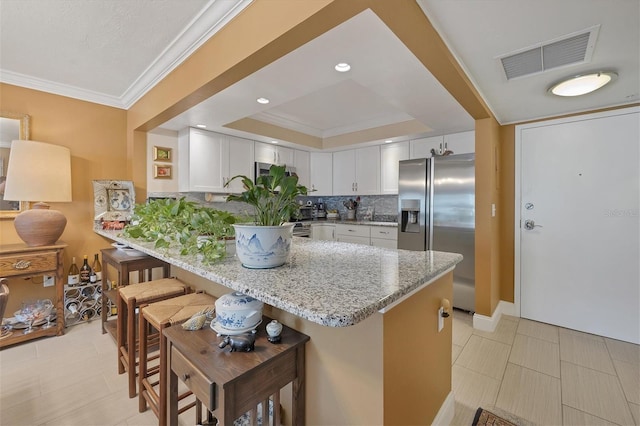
(95, 229, 461, 327)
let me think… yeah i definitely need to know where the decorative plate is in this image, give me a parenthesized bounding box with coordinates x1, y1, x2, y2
(92, 180, 136, 222)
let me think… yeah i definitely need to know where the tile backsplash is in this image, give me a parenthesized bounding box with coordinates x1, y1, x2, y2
(147, 192, 398, 223)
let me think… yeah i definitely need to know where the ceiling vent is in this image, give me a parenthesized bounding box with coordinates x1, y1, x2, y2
(499, 26, 600, 80)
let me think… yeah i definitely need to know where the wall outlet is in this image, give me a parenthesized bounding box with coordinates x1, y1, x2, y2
(438, 307, 444, 332)
(43, 275, 55, 287)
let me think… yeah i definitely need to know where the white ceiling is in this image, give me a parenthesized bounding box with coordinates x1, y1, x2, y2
(1, 0, 638, 147)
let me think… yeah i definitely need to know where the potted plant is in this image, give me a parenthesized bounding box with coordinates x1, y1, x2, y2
(225, 164, 308, 268)
(122, 197, 237, 264)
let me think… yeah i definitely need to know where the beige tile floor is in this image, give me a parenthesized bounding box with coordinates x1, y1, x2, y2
(452, 310, 640, 426)
(1, 312, 638, 425)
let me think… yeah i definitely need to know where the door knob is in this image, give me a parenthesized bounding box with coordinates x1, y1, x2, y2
(524, 219, 542, 230)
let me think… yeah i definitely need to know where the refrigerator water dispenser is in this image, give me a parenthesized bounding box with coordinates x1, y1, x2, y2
(400, 199, 421, 233)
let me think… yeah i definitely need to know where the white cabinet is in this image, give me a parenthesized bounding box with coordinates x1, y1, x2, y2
(293, 149, 310, 189)
(409, 131, 474, 159)
(380, 142, 409, 194)
(443, 131, 474, 155)
(332, 146, 380, 195)
(255, 142, 294, 166)
(178, 128, 254, 193)
(226, 136, 255, 193)
(410, 136, 442, 159)
(311, 223, 335, 241)
(310, 152, 333, 196)
(179, 128, 225, 192)
(335, 224, 370, 245)
(370, 227, 397, 249)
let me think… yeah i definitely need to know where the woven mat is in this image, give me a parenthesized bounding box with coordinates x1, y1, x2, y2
(473, 407, 534, 426)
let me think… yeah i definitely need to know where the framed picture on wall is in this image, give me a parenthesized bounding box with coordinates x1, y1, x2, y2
(154, 164, 172, 179)
(153, 146, 172, 162)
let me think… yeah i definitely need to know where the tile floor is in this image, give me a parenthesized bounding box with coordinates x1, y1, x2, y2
(451, 310, 640, 426)
(0, 312, 638, 425)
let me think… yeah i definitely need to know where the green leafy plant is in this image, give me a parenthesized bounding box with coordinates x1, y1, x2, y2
(225, 165, 308, 226)
(122, 197, 237, 263)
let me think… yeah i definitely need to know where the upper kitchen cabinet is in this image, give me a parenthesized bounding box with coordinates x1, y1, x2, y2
(293, 149, 310, 189)
(255, 142, 294, 166)
(410, 136, 443, 159)
(178, 128, 253, 193)
(226, 135, 255, 193)
(443, 131, 474, 155)
(309, 152, 332, 196)
(409, 131, 475, 159)
(333, 146, 380, 195)
(380, 142, 409, 194)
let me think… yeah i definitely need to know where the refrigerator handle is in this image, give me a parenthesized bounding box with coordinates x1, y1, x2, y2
(428, 157, 434, 250)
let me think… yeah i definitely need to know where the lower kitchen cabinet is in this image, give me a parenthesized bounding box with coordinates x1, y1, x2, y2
(370, 227, 397, 249)
(311, 223, 335, 241)
(335, 224, 370, 245)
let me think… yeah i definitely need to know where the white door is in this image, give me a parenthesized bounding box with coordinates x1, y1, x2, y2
(227, 136, 254, 193)
(333, 150, 356, 195)
(380, 142, 409, 194)
(310, 152, 332, 196)
(517, 108, 639, 344)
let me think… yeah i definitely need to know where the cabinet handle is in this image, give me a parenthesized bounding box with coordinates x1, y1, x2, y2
(355, 182, 358, 191)
(380, 231, 389, 234)
(12, 260, 31, 270)
(182, 373, 190, 382)
(348, 229, 356, 232)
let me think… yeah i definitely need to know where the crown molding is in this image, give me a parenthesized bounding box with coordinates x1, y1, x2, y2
(0, 0, 253, 109)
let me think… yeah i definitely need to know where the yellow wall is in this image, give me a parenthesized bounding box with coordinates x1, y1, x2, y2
(0, 83, 127, 310)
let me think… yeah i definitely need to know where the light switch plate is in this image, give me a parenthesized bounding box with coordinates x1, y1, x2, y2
(43, 275, 55, 287)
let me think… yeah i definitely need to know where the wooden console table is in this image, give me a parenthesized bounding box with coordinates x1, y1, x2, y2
(0, 242, 67, 348)
(164, 317, 309, 425)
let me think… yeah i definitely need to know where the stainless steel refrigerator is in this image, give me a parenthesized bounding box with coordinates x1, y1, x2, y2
(397, 154, 476, 311)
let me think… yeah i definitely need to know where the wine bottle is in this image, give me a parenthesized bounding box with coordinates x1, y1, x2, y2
(89, 269, 97, 283)
(92, 253, 102, 281)
(67, 257, 80, 286)
(79, 255, 92, 283)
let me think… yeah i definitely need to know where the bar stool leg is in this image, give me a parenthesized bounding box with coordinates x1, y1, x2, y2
(127, 296, 137, 398)
(138, 306, 149, 414)
(116, 292, 126, 375)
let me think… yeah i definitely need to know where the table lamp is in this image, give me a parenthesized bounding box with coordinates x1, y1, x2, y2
(3, 140, 72, 246)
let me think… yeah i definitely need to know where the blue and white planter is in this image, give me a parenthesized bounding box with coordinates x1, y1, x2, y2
(232, 223, 295, 269)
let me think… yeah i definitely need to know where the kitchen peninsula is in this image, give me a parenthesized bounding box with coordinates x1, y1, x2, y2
(95, 228, 462, 425)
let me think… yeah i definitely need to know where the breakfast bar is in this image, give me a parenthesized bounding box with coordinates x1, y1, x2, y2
(95, 228, 462, 425)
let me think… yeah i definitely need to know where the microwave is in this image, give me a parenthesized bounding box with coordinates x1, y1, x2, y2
(254, 162, 296, 183)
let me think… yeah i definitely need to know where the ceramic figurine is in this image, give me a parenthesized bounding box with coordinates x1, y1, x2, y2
(218, 332, 256, 352)
(266, 320, 283, 343)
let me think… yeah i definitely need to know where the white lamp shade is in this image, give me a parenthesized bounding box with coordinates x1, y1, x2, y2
(4, 140, 72, 202)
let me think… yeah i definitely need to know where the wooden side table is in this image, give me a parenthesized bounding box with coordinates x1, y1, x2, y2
(0, 242, 67, 349)
(100, 248, 170, 336)
(164, 317, 310, 426)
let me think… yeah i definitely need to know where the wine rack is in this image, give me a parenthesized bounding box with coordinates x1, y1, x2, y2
(64, 281, 114, 327)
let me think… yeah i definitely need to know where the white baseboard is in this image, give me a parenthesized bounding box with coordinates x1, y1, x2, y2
(473, 301, 516, 332)
(432, 391, 455, 426)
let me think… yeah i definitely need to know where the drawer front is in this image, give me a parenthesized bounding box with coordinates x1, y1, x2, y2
(0, 251, 58, 277)
(335, 224, 370, 238)
(371, 227, 397, 240)
(371, 237, 397, 249)
(171, 346, 216, 412)
(336, 235, 370, 246)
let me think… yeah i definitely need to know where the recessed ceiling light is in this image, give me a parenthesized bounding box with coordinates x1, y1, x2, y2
(257, 97, 270, 104)
(334, 62, 351, 72)
(384, 140, 393, 144)
(196, 124, 206, 128)
(270, 140, 278, 144)
(548, 71, 617, 97)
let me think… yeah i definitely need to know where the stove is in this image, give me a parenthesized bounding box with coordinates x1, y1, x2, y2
(292, 221, 311, 238)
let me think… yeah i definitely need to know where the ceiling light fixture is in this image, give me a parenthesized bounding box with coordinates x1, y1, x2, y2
(334, 62, 351, 72)
(384, 140, 393, 144)
(196, 124, 206, 128)
(548, 71, 617, 97)
(257, 97, 270, 104)
(270, 140, 278, 144)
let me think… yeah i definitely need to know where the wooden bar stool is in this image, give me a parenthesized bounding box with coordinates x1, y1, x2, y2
(117, 277, 190, 398)
(138, 292, 216, 425)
